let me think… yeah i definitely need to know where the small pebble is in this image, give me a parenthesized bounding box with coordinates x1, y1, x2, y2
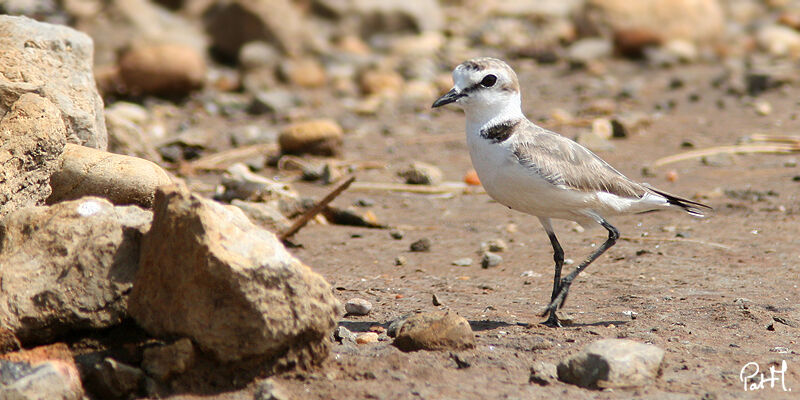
(481, 252, 503, 268)
(334, 326, 357, 343)
(480, 239, 508, 253)
(390, 230, 404, 240)
(410, 238, 431, 252)
(345, 298, 373, 316)
(394, 256, 407, 266)
(452, 258, 473, 267)
(432, 293, 443, 306)
(755, 100, 772, 116)
(356, 332, 379, 344)
(354, 198, 375, 207)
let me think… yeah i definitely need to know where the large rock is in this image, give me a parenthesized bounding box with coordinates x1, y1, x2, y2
(557, 339, 665, 389)
(0, 343, 85, 400)
(0, 93, 67, 218)
(48, 143, 173, 208)
(393, 311, 475, 352)
(0, 198, 152, 344)
(0, 15, 107, 149)
(202, 0, 316, 59)
(128, 185, 341, 365)
(580, 0, 724, 44)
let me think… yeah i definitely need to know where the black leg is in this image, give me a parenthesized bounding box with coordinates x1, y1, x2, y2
(540, 218, 619, 319)
(538, 218, 564, 327)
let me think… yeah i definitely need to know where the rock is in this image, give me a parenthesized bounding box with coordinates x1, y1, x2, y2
(398, 161, 443, 185)
(128, 184, 341, 365)
(359, 69, 405, 97)
(278, 119, 344, 156)
(239, 41, 279, 71)
(253, 377, 290, 400)
(202, 0, 315, 59)
(756, 25, 800, 58)
(393, 311, 474, 352)
(85, 358, 145, 399)
(333, 326, 357, 344)
(0, 93, 67, 218)
(481, 252, 503, 269)
(321, 207, 385, 228)
(566, 38, 612, 65)
(557, 339, 665, 389)
(0, 343, 84, 400)
(530, 361, 558, 386)
(0, 328, 21, 354)
(278, 58, 327, 88)
(105, 102, 162, 161)
(141, 338, 195, 381)
(356, 332, 379, 344)
(452, 258, 473, 267)
(580, 0, 724, 45)
(345, 298, 373, 316)
(231, 200, 292, 233)
(410, 238, 431, 252)
(74, 0, 207, 67)
(613, 28, 662, 58)
(0, 198, 151, 344)
(0, 15, 107, 149)
(218, 163, 298, 203)
(48, 144, 173, 208)
(480, 239, 508, 253)
(394, 256, 407, 266)
(387, 315, 410, 337)
(118, 44, 206, 97)
(248, 90, 300, 115)
(323, 0, 443, 36)
(390, 230, 404, 240)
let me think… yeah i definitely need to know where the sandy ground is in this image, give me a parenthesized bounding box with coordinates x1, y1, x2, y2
(267, 61, 800, 400)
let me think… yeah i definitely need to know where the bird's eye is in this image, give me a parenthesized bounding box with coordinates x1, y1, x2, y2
(480, 74, 497, 87)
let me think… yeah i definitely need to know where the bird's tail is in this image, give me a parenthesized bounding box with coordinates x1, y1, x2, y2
(643, 184, 712, 217)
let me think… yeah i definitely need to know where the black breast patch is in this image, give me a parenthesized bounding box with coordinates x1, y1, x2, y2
(480, 120, 520, 144)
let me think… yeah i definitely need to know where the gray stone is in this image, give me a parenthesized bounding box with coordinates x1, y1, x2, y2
(529, 361, 558, 386)
(344, 298, 373, 316)
(452, 258, 473, 267)
(0, 343, 85, 400)
(218, 163, 299, 203)
(0, 93, 66, 218)
(557, 339, 665, 389)
(481, 252, 503, 269)
(231, 200, 292, 233)
(410, 238, 431, 252)
(141, 338, 195, 381)
(0, 198, 152, 344)
(253, 377, 290, 400)
(398, 161, 443, 185)
(86, 358, 145, 399)
(0, 15, 107, 149)
(128, 185, 341, 365)
(333, 326, 357, 344)
(480, 239, 508, 253)
(393, 311, 474, 352)
(48, 144, 173, 208)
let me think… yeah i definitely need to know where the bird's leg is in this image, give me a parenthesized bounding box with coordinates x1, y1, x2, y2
(538, 218, 564, 327)
(541, 219, 619, 319)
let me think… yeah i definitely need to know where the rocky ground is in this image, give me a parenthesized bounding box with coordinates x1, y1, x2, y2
(1, 0, 800, 399)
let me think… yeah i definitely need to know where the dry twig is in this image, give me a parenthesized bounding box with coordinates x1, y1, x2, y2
(279, 176, 356, 241)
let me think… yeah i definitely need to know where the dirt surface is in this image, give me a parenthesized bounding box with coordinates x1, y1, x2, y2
(256, 61, 799, 400)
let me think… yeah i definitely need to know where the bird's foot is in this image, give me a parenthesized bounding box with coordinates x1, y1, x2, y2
(541, 310, 562, 328)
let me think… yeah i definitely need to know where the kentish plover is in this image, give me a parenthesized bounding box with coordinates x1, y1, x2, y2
(432, 57, 711, 327)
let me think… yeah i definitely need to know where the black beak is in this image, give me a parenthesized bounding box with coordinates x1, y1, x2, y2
(432, 88, 464, 108)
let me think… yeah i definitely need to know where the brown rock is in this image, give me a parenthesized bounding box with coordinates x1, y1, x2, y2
(393, 311, 475, 352)
(128, 185, 341, 365)
(278, 58, 327, 88)
(359, 69, 405, 96)
(581, 0, 724, 45)
(0, 15, 107, 149)
(119, 44, 206, 97)
(279, 119, 343, 156)
(141, 338, 195, 381)
(48, 143, 173, 208)
(0, 93, 66, 218)
(0, 198, 152, 344)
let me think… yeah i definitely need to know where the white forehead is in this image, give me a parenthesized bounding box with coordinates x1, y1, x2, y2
(451, 58, 515, 91)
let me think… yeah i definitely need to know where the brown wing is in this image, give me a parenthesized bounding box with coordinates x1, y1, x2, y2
(511, 126, 646, 199)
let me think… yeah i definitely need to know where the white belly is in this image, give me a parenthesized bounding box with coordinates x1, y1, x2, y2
(467, 134, 594, 223)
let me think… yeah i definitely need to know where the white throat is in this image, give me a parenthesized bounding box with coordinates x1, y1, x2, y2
(464, 92, 525, 135)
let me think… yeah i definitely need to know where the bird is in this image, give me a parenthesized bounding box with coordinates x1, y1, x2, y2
(432, 57, 711, 327)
